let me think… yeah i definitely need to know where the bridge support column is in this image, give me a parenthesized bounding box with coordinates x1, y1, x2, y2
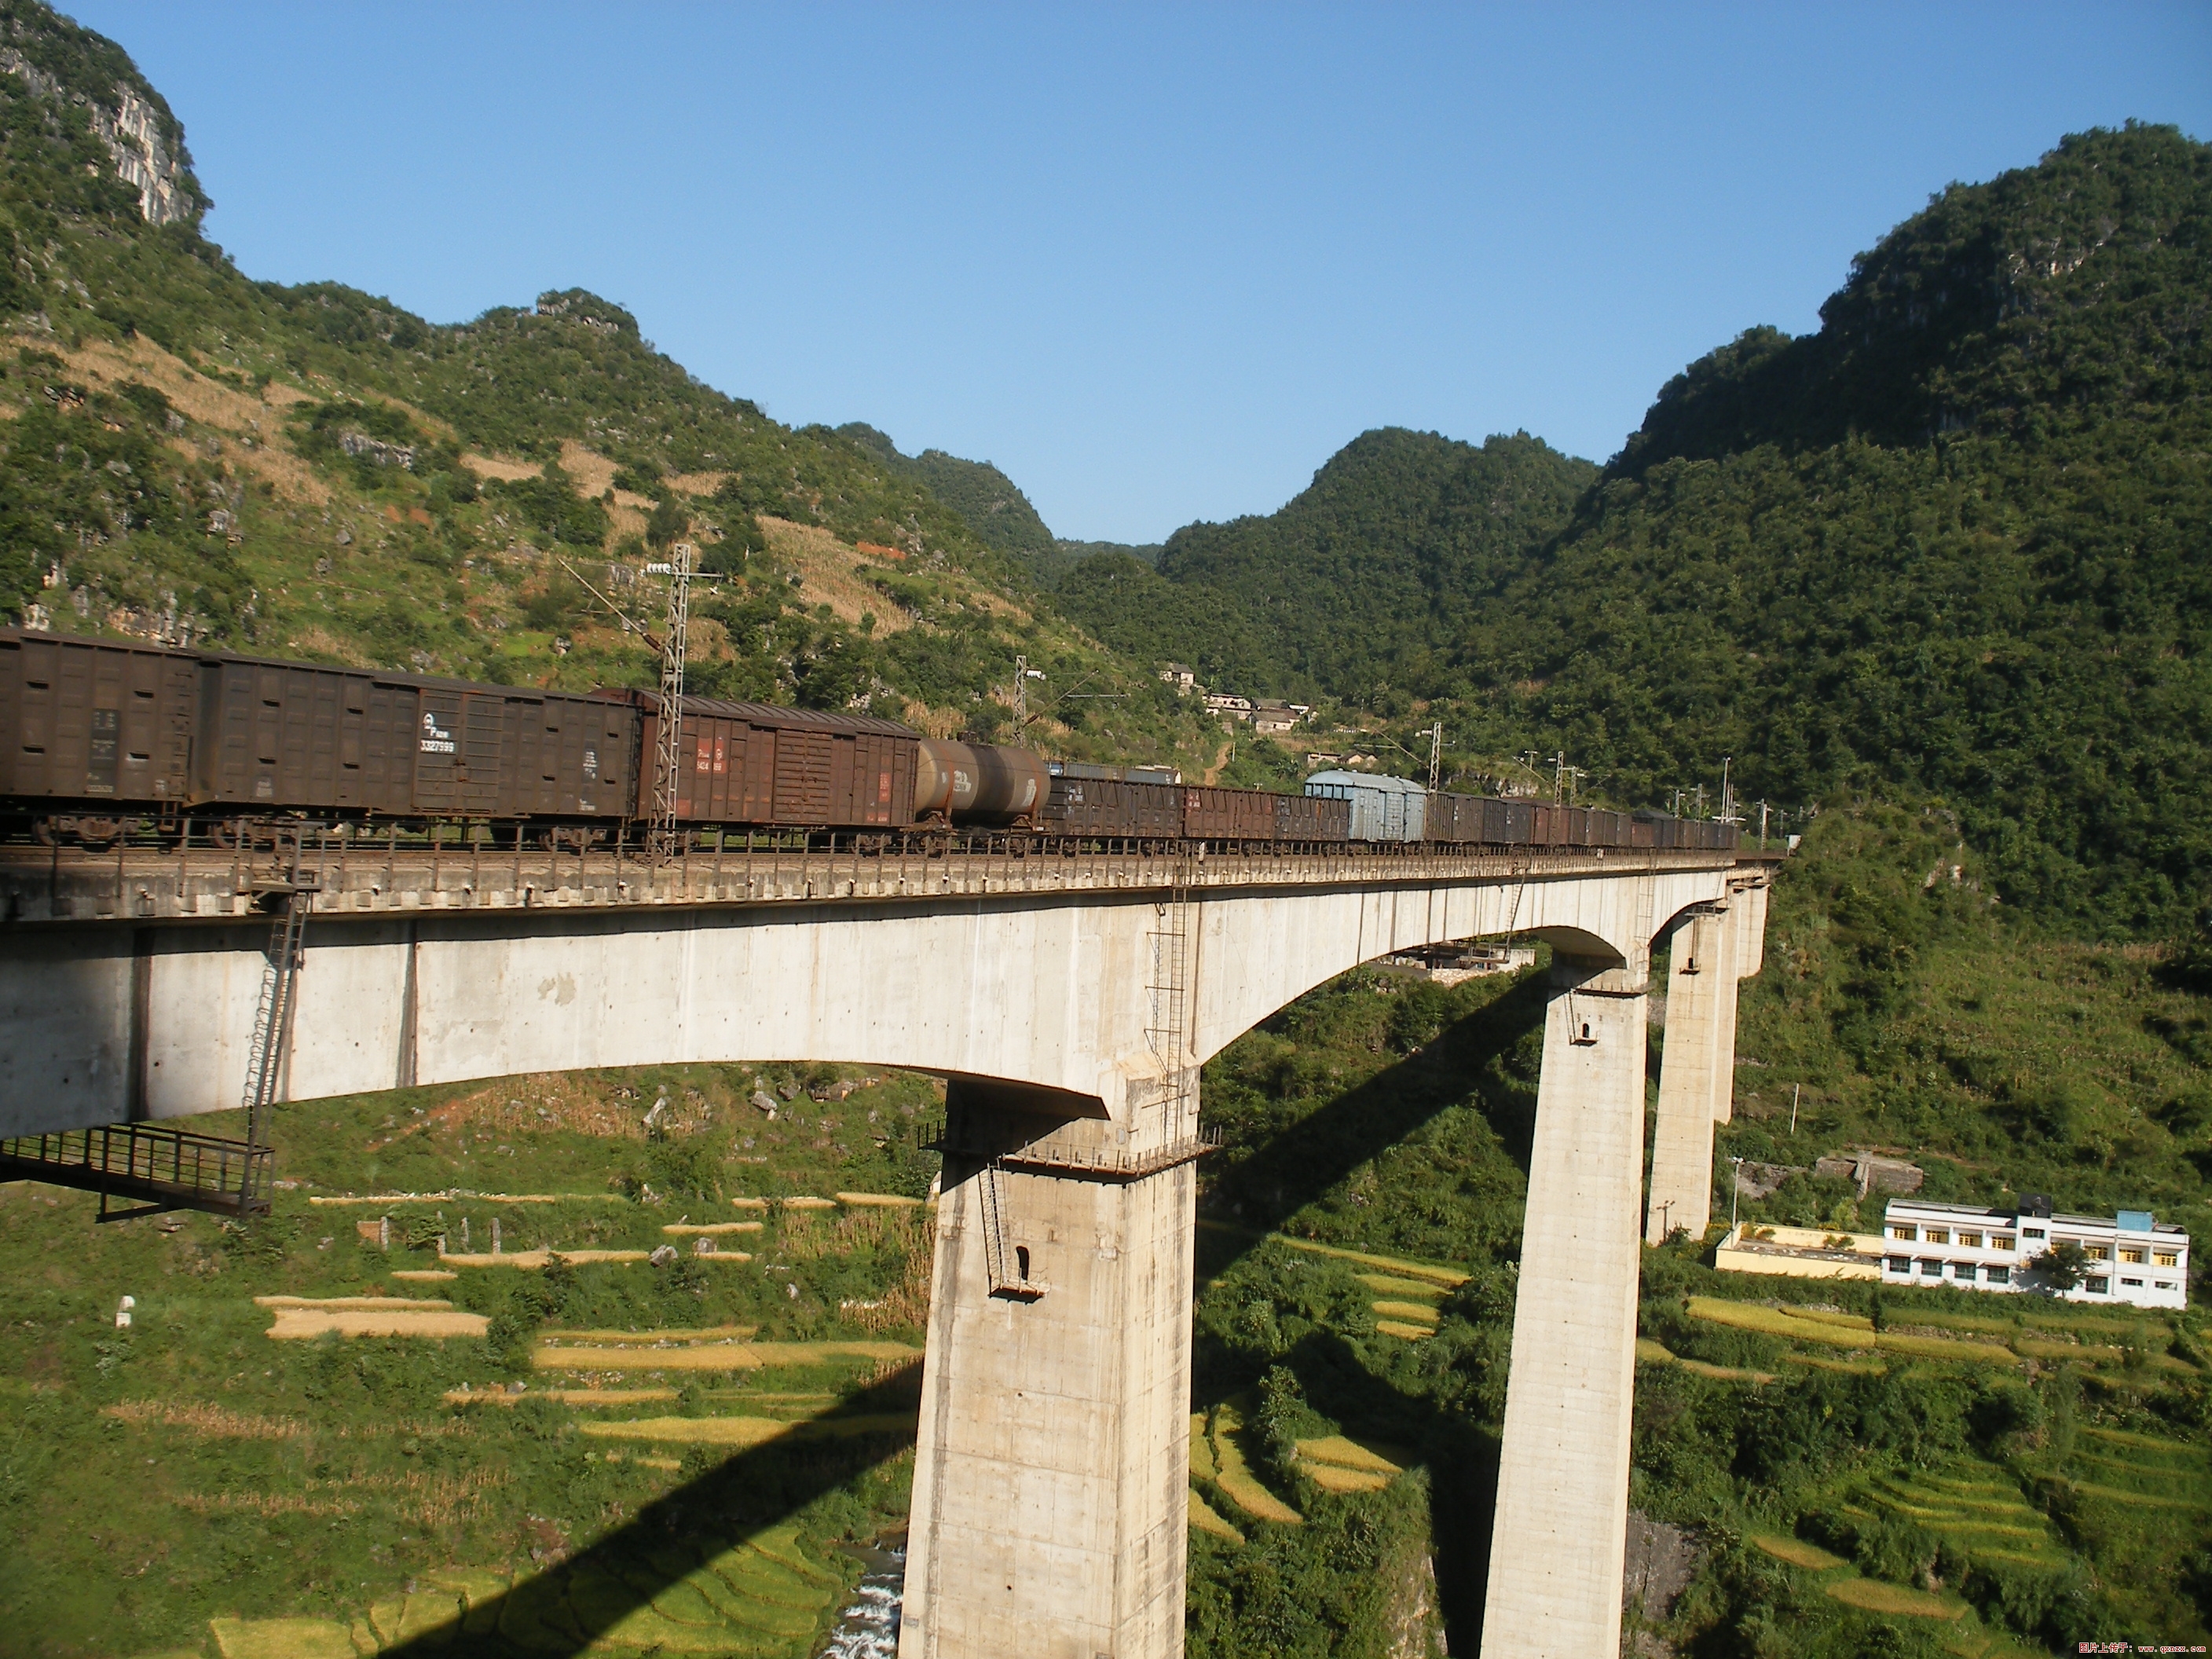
(1644, 903, 1735, 1244)
(901, 1078, 1197, 1659)
(1481, 955, 1648, 1659)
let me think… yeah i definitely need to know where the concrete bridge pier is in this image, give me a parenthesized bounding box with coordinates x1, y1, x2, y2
(1643, 876, 1769, 1244)
(900, 1074, 1201, 1659)
(1644, 900, 1736, 1243)
(1481, 953, 1650, 1659)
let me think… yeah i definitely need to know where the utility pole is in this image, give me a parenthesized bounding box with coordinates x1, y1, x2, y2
(1730, 1155, 1745, 1232)
(1550, 752, 1566, 803)
(1013, 655, 1046, 733)
(1719, 756, 1737, 823)
(1426, 722, 1442, 793)
(1789, 1083, 1801, 1136)
(646, 542, 694, 859)
(1760, 800, 1771, 845)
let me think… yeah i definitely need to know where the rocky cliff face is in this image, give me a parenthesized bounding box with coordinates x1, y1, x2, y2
(1, 5, 203, 225)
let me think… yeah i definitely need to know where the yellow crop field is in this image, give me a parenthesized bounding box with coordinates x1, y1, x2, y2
(1375, 1320, 1435, 1341)
(1636, 1338, 1676, 1363)
(1679, 1359, 1778, 1383)
(541, 1324, 759, 1344)
(436, 1247, 650, 1269)
(1273, 1235, 1468, 1287)
(1877, 1331, 2016, 1363)
(1296, 1437, 1404, 1475)
(1824, 1578, 1968, 1619)
(660, 1221, 764, 1236)
(266, 1308, 487, 1340)
(1786, 1307, 1873, 1331)
(445, 1386, 679, 1406)
(1303, 1463, 1390, 1493)
(104, 1401, 309, 1441)
(1372, 1300, 1440, 1323)
(535, 1339, 918, 1372)
(2014, 1337, 2126, 1363)
(1190, 1489, 1246, 1542)
(1749, 1533, 1848, 1570)
(579, 1412, 914, 1448)
(208, 1617, 360, 1659)
(1210, 1404, 1302, 1526)
(837, 1192, 926, 1207)
(1190, 1414, 1217, 1481)
(1354, 1273, 1446, 1300)
(1686, 1297, 2018, 1365)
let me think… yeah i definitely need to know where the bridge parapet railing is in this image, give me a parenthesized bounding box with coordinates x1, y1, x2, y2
(2, 834, 1761, 926)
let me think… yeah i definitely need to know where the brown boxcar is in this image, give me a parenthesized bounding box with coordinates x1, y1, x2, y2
(1181, 786, 1277, 841)
(1563, 806, 1591, 845)
(0, 628, 197, 808)
(1438, 797, 1491, 844)
(1275, 790, 1351, 842)
(613, 693, 919, 829)
(198, 655, 634, 819)
(1042, 774, 1182, 838)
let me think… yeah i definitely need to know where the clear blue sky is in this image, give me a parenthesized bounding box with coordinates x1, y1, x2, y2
(68, 2, 2212, 544)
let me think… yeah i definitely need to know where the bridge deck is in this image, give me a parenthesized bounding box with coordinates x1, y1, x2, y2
(2, 837, 1771, 928)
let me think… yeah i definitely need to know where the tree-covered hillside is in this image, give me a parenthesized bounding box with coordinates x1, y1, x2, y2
(1058, 125, 2212, 934)
(1056, 428, 1598, 705)
(1489, 123, 2212, 935)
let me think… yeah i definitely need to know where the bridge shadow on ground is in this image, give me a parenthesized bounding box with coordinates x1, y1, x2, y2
(389, 968, 1559, 1658)
(384, 1363, 921, 1657)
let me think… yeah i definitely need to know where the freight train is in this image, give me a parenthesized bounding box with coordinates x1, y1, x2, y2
(0, 627, 1737, 854)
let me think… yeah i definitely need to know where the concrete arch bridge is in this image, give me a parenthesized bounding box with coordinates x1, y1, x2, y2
(0, 837, 1771, 1658)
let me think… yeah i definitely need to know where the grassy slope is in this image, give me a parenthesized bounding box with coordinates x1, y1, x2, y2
(0, 1059, 941, 1658)
(0, 13, 1228, 773)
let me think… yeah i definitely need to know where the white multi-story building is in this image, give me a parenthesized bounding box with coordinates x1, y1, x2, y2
(1880, 1197, 2188, 1309)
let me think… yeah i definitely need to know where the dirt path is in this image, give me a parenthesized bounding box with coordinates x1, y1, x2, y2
(1199, 737, 1233, 786)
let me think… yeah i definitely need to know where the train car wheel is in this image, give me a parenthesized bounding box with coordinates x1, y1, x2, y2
(73, 816, 126, 851)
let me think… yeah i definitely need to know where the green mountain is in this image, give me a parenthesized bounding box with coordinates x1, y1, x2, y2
(0, 1, 1225, 771)
(1057, 125, 2212, 933)
(835, 421, 1060, 570)
(1056, 428, 1598, 705)
(1498, 123, 2212, 935)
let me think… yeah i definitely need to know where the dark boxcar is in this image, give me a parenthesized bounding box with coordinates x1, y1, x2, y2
(1275, 790, 1351, 842)
(1564, 806, 1591, 846)
(1042, 774, 1181, 839)
(199, 656, 634, 819)
(1628, 816, 1657, 849)
(1633, 811, 1677, 850)
(1502, 800, 1536, 844)
(0, 628, 197, 808)
(1423, 793, 1463, 843)
(1530, 804, 1566, 846)
(616, 693, 918, 829)
(1182, 786, 1277, 841)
